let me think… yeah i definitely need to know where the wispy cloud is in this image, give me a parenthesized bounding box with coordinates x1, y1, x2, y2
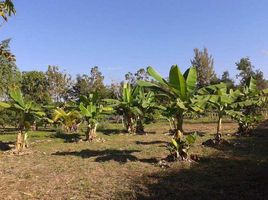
(261, 50, 268, 56)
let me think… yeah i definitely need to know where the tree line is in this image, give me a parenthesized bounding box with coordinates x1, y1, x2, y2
(0, 40, 267, 105)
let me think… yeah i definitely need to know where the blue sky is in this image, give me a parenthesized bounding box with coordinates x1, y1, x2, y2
(0, 0, 267, 83)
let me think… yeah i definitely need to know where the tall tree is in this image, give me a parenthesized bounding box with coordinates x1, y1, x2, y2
(125, 68, 149, 86)
(0, 39, 20, 100)
(220, 70, 235, 89)
(254, 70, 268, 90)
(72, 74, 91, 99)
(21, 71, 51, 105)
(236, 57, 254, 85)
(46, 65, 72, 102)
(107, 80, 122, 99)
(89, 66, 107, 96)
(191, 47, 217, 88)
(72, 66, 108, 99)
(236, 57, 268, 89)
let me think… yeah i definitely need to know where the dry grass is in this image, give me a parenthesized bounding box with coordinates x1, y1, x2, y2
(0, 121, 267, 200)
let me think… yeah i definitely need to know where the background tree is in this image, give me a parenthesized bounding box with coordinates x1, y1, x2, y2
(46, 65, 72, 102)
(220, 70, 235, 89)
(72, 66, 108, 99)
(236, 57, 254, 86)
(236, 57, 268, 90)
(0, 39, 20, 100)
(125, 68, 149, 86)
(254, 70, 268, 90)
(89, 66, 106, 93)
(107, 81, 122, 99)
(21, 71, 51, 105)
(191, 47, 217, 88)
(72, 74, 91, 99)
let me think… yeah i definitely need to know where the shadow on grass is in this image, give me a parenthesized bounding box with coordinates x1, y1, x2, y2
(98, 128, 156, 136)
(98, 128, 125, 135)
(50, 132, 82, 143)
(205, 120, 268, 158)
(128, 157, 268, 200)
(0, 141, 14, 151)
(118, 120, 268, 200)
(143, 131, 157, 135)
(52, 149, 159, 164)
(183, 131, 206, 137)
(184, 120, 234, 124)
(135, 140, 168, 145)
(52, 149, 139, 163)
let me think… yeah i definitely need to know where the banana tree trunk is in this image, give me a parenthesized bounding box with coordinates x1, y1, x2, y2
(175, 112, 183, 138)
(16, 129, 28, 152)
(216, 115, 222, 142)
(16, 130, 23, 151)
(86, 123, 98, 141)
(136, 116, 145, 134)
(125, 115, 136, 134)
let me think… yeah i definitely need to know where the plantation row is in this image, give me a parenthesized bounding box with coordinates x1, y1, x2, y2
(0, 65, 267, 160)
(0, 0, 267, 161)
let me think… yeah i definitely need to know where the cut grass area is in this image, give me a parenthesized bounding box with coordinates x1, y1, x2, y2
(0, 121, 267, 199)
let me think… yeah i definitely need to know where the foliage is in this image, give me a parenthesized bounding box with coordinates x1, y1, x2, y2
(0, 0, 15, 21)
(0, 88, 46, 151)
(105, 82, 142, 134)
(220, 71, 235, 89)
(21, 71, 51, 105)
(46, 65, 72, 102)
(135, 87, 161, 133)
(229, 77, 267, 135)
(107, 82, 161, 134)
(78, 93, 112, 140)
(53, 107, 80, 133)
(0, 108, 16, 128)
(236, 57, 268, 89)
(191, 47, 217, 88)
(0, 39, 20, 99)
(72, 66, 108, 100)
(198, 82, 240, 141)
(167, 132, 197, 161)
(138, 65, 203, 137)
(125, 68, 149, 86)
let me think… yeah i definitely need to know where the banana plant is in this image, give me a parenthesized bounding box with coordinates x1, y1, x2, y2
(135, 87, 162, 133)
(229, 77, 267, 135)
(105, 83, 142, 134)
(53, 107, 80, 133)
(198, 83, 241, 142)
(78, 93, 112, 141)
(167, 132, 197, 161)
(0, 88, 45, 151)
(138, 65, 202, 137)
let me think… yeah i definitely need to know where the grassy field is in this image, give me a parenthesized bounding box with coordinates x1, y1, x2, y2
(0, 120, 267, 200)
